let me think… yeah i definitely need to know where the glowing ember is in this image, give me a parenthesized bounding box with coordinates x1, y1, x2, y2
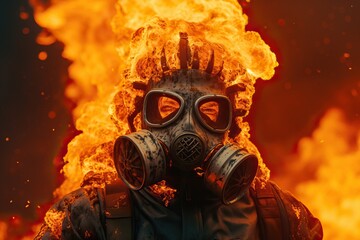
(22, 27, 30, 35)
(38, 51, 47, 61)
(19, 11, 29, 20)
(149, 180, 177, 207)
(48, 111, 56, 119)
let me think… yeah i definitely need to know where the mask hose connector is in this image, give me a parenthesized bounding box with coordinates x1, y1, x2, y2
(170, 132, 206, 171)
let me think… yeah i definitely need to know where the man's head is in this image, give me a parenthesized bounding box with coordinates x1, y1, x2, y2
(142, 35, 230, 172)
(113, 32, 258, 204)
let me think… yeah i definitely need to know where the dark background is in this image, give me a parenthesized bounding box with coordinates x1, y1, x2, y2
(0, 0, 359, 236)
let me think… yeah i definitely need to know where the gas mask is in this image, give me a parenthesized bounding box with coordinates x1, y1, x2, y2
(114, 70, 258, 204)
(113, 33, 258, 204)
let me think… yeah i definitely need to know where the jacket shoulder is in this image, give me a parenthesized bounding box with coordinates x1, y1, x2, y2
(35, 186, 106, 240)
(267, 181, 323, 240)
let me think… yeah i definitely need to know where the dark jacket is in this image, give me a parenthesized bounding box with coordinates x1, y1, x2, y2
(35, 180, 323, 240)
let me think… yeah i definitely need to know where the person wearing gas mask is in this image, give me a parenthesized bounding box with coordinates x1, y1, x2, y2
(36, 31, 323, 240)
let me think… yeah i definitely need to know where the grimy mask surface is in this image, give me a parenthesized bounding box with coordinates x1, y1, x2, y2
(143, 70, 230, 172)
(114, 33, 258, 204)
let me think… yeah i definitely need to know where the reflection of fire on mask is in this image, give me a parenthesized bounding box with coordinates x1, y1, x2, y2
(113, 33, 259, 205)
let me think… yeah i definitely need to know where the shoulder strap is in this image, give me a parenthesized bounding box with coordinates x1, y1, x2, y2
(101, 179, 133, 240)
(250, 181, 290, 240)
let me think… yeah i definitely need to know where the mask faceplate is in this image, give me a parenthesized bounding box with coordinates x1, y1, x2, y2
(144, 70, 229, 171)
(114, 70, 258, 204)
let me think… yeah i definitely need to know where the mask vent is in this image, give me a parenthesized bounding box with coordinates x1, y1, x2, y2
(171, 133, 205, 171)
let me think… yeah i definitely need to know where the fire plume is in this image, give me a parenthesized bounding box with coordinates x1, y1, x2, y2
(31, 0, 276, 198)
(30, 0, 277, 237)
(285, 108, 360, 240)
(23, 0, 360, 239)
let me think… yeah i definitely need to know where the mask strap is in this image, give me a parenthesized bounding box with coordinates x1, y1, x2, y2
(225, 83, 247, 139)
(127, 82, 147, 132)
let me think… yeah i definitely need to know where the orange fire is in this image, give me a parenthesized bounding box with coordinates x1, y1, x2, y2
(277, 108, 360, 240)
(31, 0, 276, 196)
(0, 221, 7, 240)
(29, 0, 279, 237)
(22, 1, 359, 239)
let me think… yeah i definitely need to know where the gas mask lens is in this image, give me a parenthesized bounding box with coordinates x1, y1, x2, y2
(144, 91, 232, 132)
(195, 95, 232, 133)
(144, 90, 184, 127)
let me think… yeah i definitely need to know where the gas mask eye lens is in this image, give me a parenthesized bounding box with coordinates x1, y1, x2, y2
(158, 96, 180, 119)
(144, 90, 184, 128)
(199, 101, 219, 122)
(195, 95, 232, 133)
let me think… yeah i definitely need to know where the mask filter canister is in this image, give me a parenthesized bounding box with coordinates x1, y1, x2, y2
(114, 131, 258, 205)
(113, 130, 166, 190)
(204, 143, 258, 205)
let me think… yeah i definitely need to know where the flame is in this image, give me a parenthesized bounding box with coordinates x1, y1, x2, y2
(31, 0, 123, 197)
(43, 209, 65, 239)
(25, 1, 360, 239)
(279, 108, 360, 239)
(0, 221, 7, 240)
(31, 0, 276, 196)
(149, 180, 177, 207)
(30, 0, 277, 234)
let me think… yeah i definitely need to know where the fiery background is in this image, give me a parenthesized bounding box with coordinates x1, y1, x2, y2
(0, 0, 359, 239)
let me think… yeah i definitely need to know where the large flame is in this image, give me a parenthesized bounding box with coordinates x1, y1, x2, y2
(0, 221, 7, 240)
(31, 0, 276, 197)
(285, 108, 360, 240)
(31, 0, 122, 197)
(26, 1, 360, 239)
(30, 0, 277, 236)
